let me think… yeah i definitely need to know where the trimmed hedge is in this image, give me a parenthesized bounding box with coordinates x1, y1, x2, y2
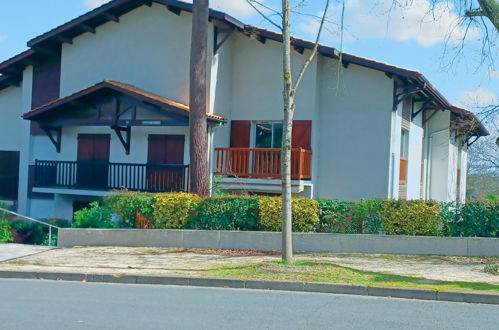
(259, 197, 319, 232)
(192, 196, 259, 230)
(153, 192, 202, 229)
(73, 192, 499, 237)
(380, 199, 441, 236)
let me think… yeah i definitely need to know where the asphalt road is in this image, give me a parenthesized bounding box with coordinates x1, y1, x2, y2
(0, 279, 497, 330)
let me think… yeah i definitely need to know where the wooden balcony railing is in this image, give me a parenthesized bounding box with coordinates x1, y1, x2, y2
(34, 160, 189, 193)
(214, 148, 312, 180)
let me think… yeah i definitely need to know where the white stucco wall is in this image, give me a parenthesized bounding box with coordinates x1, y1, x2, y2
(0, 86, 23, 151)
(317, 60, 393, 201)
(18, 67, 34, 215)
(60, 4, 194, 104)
(32, 125, 190, 165)
(406, 100, 424, 199)
(426, 110, 451, 201)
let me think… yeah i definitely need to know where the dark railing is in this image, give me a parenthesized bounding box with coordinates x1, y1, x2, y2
(214, 148, 312, 180)
(34, 160, 190, 192)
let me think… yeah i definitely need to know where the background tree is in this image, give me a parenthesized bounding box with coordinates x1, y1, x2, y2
(189, 0, 210, 196)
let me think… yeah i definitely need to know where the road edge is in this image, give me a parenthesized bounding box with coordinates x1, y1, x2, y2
(0, 270, 497, 305)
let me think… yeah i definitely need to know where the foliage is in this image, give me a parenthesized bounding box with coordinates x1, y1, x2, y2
(380, 199, 441, 236)
(258, 197, 319, 232)
(0, 219, 13, 243)
(104, 191, 155, 228)
(444, 200, 499, 237)
(73, 202, 115, 228)
(352, 199, 383, 234)
(192, 196, 260, 230)
(153, 193, 202, 229)
(317, 199, 357, 233)
(484, 264, 498, 275)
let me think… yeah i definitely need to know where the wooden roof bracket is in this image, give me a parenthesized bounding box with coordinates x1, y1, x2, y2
(41, 126, 62, 153)
(466, 135, 480, 147)
(111, 125, 131, 155)
(412, 99, 434, 120)
(393, 84, 425, 111)
(214, 26, 235, 54)
(422, 109, 441, 126)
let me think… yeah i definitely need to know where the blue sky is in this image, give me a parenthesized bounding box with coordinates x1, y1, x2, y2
(0, 0, 497, 111)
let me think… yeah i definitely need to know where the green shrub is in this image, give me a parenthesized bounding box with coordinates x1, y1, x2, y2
(445, 201, 499, 237)
(104, 191, 155, 228)
(73, 202, 115, 228)
(192, 197, 260, 230)
(0, 219, 13, 243)
(352, 199, 383, 234)
(380, 199, 441, 236)
(258, 197, 319, 232)
(317, 199, 358, 233)
(153, 192, 202, 229)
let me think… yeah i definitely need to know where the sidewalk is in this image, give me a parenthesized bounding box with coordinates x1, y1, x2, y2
(0, 246, 498, 304)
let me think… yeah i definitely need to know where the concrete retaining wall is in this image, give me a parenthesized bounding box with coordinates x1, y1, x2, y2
(58, 229, 499, 257)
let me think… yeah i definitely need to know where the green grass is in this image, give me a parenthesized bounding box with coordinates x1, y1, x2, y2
(205, 259, 499, 293)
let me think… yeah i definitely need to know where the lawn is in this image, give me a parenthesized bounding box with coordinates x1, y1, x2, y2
(206, 259, 499, 293)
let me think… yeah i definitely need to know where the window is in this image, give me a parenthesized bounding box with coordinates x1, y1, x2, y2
(399, 130, 409, 185)
(400, 129, 409, 158)
(255, 122, 282, 148)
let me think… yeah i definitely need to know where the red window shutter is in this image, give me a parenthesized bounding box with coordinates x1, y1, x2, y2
(292, 120, 312, 149)
(230, 120, 251, 147)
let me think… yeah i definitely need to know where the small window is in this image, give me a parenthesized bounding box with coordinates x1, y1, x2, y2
(255, 122, 282, 148)
(400, 129, 409, 158)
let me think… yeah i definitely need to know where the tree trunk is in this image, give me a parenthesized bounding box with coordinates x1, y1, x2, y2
(189, 0, 210, 196)
(281, 0, 293, 263)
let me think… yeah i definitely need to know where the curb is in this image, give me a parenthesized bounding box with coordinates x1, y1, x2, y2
(0, 270, 498, 305)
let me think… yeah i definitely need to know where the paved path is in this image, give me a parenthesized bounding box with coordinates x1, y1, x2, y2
(1, 247, 497, 283)
(0, 243, 53, 262)
(0, 279, 498, 330)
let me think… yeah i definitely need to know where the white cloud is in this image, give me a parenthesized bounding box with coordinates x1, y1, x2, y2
(299, 0, 479, 47)
(84, 0, 111, 9)
(0, 35, 6, 42)
(457, 88, 498, 108)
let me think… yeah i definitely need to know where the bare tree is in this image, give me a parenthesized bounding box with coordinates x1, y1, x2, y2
(466, 0, 499, 30)
(248, 0, 330, 262)
(189, 0, 210, 196)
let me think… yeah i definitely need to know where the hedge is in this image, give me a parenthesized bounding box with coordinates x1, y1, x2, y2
(73, 192, 499, 237)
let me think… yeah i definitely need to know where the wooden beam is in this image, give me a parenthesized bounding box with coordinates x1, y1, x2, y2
(111, 125, 131, 155)
(293, 44, 305, 55)
(213, 26, 235, 54)
(80, 24, 96, 34)
(103, 12, 119, 22)
(33, 46, 59, 57)
(57, 35, 73, 45)
(41, 126, 62, 153)
(167, 5, 182, 15)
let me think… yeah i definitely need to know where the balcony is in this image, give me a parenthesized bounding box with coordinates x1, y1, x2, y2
(214, 148, 312, 180)
(34, 160, 189, 193)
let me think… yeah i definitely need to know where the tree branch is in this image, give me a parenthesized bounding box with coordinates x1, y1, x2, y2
(246, 0, 283, 30)
(293, 0, 330, 91)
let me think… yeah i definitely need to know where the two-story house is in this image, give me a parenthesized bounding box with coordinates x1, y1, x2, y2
(0, 0, 488, 220)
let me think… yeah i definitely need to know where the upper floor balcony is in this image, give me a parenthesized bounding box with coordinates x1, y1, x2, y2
(34, 160, 190, 193)
(214, 147, 312, 180)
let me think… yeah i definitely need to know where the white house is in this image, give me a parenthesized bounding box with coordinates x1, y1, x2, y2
(0, 0, 488, 220)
